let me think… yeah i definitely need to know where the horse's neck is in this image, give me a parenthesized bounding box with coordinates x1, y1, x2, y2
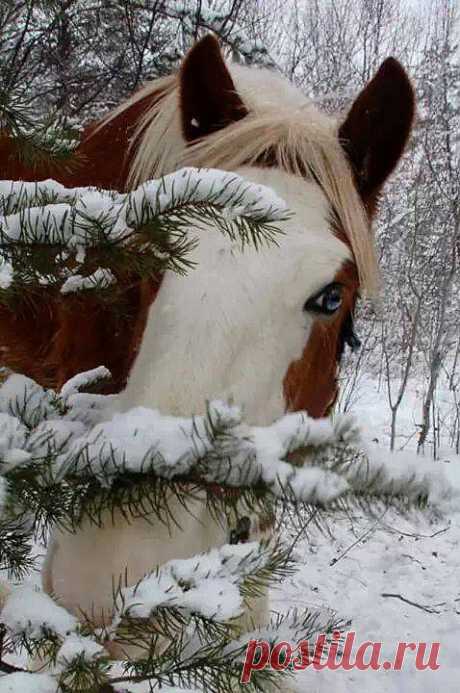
(73, 98, 149, 190)
(0, 94, 149, 190)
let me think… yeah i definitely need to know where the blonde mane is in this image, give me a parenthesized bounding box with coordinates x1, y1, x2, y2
(104, 65, 378, 295)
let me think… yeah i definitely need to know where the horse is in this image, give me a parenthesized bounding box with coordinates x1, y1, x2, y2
(2, 34, 414, 680)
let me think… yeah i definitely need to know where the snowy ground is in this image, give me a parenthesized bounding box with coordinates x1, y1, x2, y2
(273, 374, 460, 693)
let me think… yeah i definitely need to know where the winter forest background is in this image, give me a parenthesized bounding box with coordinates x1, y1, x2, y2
(1, 0, 458, 457)
(0, 1, 459, 692)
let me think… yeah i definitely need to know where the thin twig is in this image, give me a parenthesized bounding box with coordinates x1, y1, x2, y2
(382, 522, 451, 539)
(330, 510, 387, 567)
(0, 659, 27, 674)
(380, 593, 446, 614)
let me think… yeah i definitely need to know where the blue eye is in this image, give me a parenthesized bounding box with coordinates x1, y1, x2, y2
(304, 283, 343, 315)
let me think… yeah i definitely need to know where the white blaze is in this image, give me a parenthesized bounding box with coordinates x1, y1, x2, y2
(120, 167, 350, 424)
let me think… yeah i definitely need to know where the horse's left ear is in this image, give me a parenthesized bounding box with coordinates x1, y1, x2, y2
(180, 34, 247, 141)
(339, 58, 415, 207)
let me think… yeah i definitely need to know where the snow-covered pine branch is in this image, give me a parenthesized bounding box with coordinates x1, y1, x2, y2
(0, 369, 456, 577)
(0, 536, 345, 692)
(0, 380, 457, 690)
(0, 540, 316, 691)
(0, 91, 79, 170)
(0, 169, 288, 299)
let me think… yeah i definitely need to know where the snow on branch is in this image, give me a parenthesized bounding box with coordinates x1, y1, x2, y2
(59, 366, 112, 400)
(1, 542, 286, 648)
(0, 168, 287, 246)
(0, 169, 288, 299)
(114, 541, 278, 627)
(0, 180, 119, 219)
(0, 539, 297, 692)
(0, 672, 57, 693)
(60, 268, 116, 294)
(0, 371, 456, 542)
(1, 585, 77, 641)
(53, 400, 361, 508)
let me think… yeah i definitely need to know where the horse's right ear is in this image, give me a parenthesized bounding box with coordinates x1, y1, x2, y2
(339, 58, 415, 209)
(180, 34, 247, 141)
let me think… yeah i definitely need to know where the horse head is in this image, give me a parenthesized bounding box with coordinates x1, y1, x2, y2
(118, 35, 414, 425)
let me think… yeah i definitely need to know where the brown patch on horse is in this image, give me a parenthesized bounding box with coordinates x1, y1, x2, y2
(0, 280, 159, 394)
(0, 295, 59, 386)
(73, 91, 166, 191)
(0, 134, 67, 386)
(0, 132, 61, 182)
(283, 261, 359, 418)
(339, 57, 415, 215)
(284, 60, 414, 419)
(48, 278, 160, 393)
(1, 87, 163, 192)
(180, 34, 248, 141)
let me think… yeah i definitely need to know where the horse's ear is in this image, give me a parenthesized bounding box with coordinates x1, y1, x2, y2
(339, 58, 415, 207)
(180, 34, 247, 141)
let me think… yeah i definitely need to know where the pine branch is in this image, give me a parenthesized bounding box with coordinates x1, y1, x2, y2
(0, 369, 453, 690)
(0, 517, 35, 579)
(0, 371, 452, 583)
(0, 541, 322, 692)
(0, 169, 288, 305)
(0, 89, 79, 170)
